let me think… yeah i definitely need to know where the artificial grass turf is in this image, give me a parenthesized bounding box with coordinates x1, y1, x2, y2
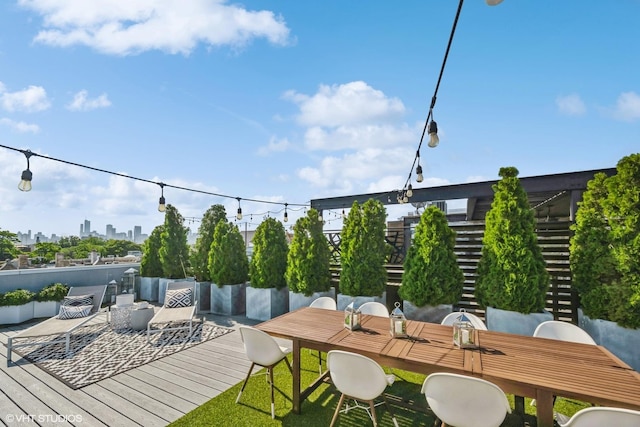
(169, 348, 588, 427)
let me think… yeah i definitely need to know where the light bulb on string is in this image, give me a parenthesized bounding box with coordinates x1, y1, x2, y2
(407, 184, 413, 198)
(18, 150, 33, 192)
(284, 203, 288, 222)
(236, 197, 243, 220)
(427, 120, 439, 148)
(157, 183, 166, 212)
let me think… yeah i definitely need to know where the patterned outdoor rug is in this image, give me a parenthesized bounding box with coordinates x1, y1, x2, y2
(12, 321, 234, 389)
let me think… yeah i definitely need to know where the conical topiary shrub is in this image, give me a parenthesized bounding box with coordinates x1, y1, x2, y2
(209, 221, 249, 287)
(250, 217, 288, 290)
(191, 204, 227, 282)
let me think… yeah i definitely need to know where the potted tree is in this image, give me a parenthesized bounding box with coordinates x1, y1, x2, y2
(246, 217, 289, 321)
(158, 205, 193, 304)
(140, 225, 164, 302)
(209, 221, 249, 315)
(338, 199, 388, 310)
(571, 153, 640, 371)
(400, 206, 464, 323)
(34, 282, 69, 318)
(0, 289, 35, 324)
(191, 204, 227, 313)
(475, 166, 551, 335)
(287, 208, 334, 311)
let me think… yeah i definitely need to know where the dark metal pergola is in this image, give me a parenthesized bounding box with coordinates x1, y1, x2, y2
(310, 168, 616, 222)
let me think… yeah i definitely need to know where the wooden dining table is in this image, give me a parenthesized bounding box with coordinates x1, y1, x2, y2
(256, 307, 640, 427)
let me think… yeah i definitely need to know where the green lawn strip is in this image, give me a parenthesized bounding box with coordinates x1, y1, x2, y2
(170, 349, 589, 427)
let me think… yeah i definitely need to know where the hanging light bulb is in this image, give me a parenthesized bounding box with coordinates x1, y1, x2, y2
(236, 198, 243, 220)
(428, 120, 439, 148)
(486, 0, 504, 5)
(283, 203, 288, 222)
(416, 164, 424, 183)
(342, 208, 345, 218)
(18, 150, 33, 192)
(402, 192, 409, 203)
(406, 184, 413, 198)
(157, 183, 166, 212)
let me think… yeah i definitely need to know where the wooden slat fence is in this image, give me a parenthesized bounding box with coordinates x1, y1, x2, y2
(326, 219, 577, 323)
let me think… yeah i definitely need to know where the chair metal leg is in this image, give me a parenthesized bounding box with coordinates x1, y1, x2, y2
(317, 351, 323, 374)
(269, 367, 276, 419)
(7, 337, 13, 364)
(383, 397, 399, 427)
(368, 400, 378, 426)
(330, 393, 346, 427)
(236, 362, 255, 404)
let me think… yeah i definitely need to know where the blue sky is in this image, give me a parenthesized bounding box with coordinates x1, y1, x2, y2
(1, 0, 638, 238)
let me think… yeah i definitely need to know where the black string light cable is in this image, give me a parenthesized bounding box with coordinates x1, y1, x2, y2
(0, 143, 309, 212)
(399, 0, 466, 203)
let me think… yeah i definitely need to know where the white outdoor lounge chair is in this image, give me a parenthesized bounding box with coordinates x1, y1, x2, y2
(147, 281, 196, 343)
(6, 284, 108, 365)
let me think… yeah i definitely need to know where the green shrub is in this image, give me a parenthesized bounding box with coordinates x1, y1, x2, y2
(209, 221, 249, 287)
(36, 283, 69, 302)
(286, 208, 332, 296)
(191, 204, 227, 282)
(571, 153, 640, 329)
(339, 199, 388, 297)
(159, 205, 191, 279)
(141, 225, 164, 277)
(475, 167, 549, 314)
(0, 289, 35, 307)
(250, 217, 289, 289)
(399, 206, 464, 307)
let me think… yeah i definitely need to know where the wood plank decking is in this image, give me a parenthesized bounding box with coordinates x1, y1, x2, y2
(0, 312, 262, 427)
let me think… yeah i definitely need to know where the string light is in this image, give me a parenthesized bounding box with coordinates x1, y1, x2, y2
(157, 183, 166, 212)
(0, 143, 308, 214)
(236, 197, 243, 220)
(283, 203, 288, 222)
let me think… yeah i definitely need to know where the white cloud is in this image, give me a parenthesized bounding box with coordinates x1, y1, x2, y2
(612, 91, 640, 122)
(0, 84, 51, 112)
(20, 0, 291, 56)
(257, 136, 291, 156)
(67, 90, 112, 111)
(0, 118, 40, 133)
(284, 81, 405, 127)
(556, 94, 586, 116)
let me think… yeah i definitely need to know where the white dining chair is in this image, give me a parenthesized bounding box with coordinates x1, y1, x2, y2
(421, 372, 511, 427)
(533, 320, 596, 345)
(557, 406, 640, 427)
(358, 302, 389, 317)
(236, 327, 292, 419)
(440, 311, 488, 330)
(309, 296, 336, 373)
(327, 350, 399, 427)
(309, 296, 337, 310)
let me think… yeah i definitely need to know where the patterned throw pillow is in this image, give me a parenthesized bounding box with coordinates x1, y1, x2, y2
(58, 304, 93, 319)
(62, 294, 93, 307)
(165, 288, 192, 308)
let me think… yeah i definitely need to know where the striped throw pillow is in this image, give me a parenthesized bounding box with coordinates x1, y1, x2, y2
(63, 294, 94, 307)
(165, 288, 192, 308)
(58, 304, 93, 319)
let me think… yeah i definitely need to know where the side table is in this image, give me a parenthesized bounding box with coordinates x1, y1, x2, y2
(111, 305, 133, 330)
(130, 307, 155, 331)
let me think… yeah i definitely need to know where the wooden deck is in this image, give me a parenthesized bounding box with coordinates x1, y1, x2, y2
(0, 312, 261, 427)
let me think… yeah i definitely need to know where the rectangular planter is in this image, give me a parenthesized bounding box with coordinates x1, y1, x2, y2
(486, 306, 554, 336)
(0, 301, 34, 325)
(196, 281, 211, 313)
(289, 288, 336, 312)
(33, 301, 61, 318)
(337, 292, 386, 311)
(402, 302, 453, 324)
(210, 282, 247, 316)
(140, 277, 159, 302)
(246, 286, 289, 321)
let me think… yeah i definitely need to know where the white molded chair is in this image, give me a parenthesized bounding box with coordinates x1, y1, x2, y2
(309, 296, 337, 310)
(358, 302, 389, 317)
(236, 327, 292, 419)
(421, 372, 511, 427)
(440, 311, 488, 330)
(558, 407, 640, 427)
(533, 320, 596, 345)
(327, 350, 399, 427)
(309, 296, 336, 373)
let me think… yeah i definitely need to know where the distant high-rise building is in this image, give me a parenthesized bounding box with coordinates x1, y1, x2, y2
(133, 226, 142, 243)
(83, 219, 91, 237)
(106, 224, 114, 238)
(80, 223, 84, 236)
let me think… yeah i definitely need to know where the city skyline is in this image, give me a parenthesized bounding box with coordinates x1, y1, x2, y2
(1, 1, 638, 236)
(14, 218, 151, 245)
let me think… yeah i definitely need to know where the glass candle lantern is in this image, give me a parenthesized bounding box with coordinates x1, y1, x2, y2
(390, 302, 407, 338)
(344, 302, 361, 331)
(452, 310, 477, 348)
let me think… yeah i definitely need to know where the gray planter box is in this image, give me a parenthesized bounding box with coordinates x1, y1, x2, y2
(196, 281, 211, 313)
(486, 306, 553, 336)
(211, 282, 247, 315)
(403, 302, 453, 324)
(289, 288, 336, 312)
(33, 301, 61, 318)
(140, 277, 159, 302)
(0, 301, 34, 324)
(578, 309, 640, 372)
(246, 286, 289, 321)
(337, 292, 386, 311)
